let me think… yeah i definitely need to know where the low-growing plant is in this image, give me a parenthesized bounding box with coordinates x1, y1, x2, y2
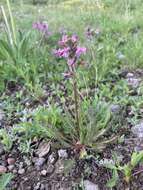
(105, 151, 143, 188)
(0, 129, 13, 151)
(0, 173, 13, 190)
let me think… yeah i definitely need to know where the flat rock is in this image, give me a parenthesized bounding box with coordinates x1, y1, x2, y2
(83, 180, 99, 190)
(36, 141, 50, 158)
(35, 157, 46, 167)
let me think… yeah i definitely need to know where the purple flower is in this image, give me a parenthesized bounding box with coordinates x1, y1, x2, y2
(54, 47, 70, 58)
(76, 47, 86, 57)
(54, 34, 86, 69)
(71, 34, 78, 43)
(33, 22, 49, 35)
(41, 23, 48, 32)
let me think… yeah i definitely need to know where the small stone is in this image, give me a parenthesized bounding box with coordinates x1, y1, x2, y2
(1, 155, 6, 161)
(48, 153, 57, 164)
(35, 157, 46, 167)
(83, 180, 99, 190)
(18, 168, 25, 175)
(0, 165, 7, 174)
(0, 109, 5, 121)
(0, 144, 4, 156)
(110, 104, 121, 113)
(55, 160, 64, 174)
(41, 170, 47, 176)
(7, 158, 15, 165)
(40, 184, 45, 190)
(127, 78, 140, 88)
(116, 52, 125, 60)
(12, 169, 17, 174)
(36, 141, 50, 158)
(24, 156, 31, 166)
(58, 149, 68, 159)
(18, 162, 24, 169)
(126, 73, 134, 78)
(24, 177, 28, 181)
(8, 165, 14, 171)
(34, 182, 41, 190)
(132, 122, 143, 138)
(47, 164, 54, 174)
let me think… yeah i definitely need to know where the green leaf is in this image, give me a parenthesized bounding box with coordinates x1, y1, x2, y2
(0, 173, 13, 190)
(106, 170, 119, 188)
(0, 129, 13, 151)
(131, 151, 143, 168)
(122, 164, 132, 183)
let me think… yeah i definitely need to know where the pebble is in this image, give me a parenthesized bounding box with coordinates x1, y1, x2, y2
(13, 169, 17, 174)
(34, 183, 41, 190)
(0, 144, 4, 156)
(40, 184, 45, 190)
(36, 142, 50, 158)
(19, 162, 24, 168)
(55, 160, 64, 174)
(83, 180, 99, 190)
(132, 121, 143, 138)
(110, 104, 121, 113)
(18, 168, 25, 175)
(24, 156, 31, 166)
(34, 182, 41, 190)
(116, 52, 125, 60)
(0, 165, 7, 174)
(41, 169, 47, 176)
(127, 78, 140, 88)
(47, 164, 54, 174)
(48, 153, 57, 164)
(58, 149, 68, 159)
(7, 158, 16, 165)
(0, 109, 5, 121)
(1, 155, 6, 161)
(126, 72, 134, 78)
(35, 157, 46, 167)
(8, 165, 15, 171)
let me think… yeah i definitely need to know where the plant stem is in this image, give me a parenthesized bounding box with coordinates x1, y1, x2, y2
(72, 67, 80, 137)
(1, 6, 13, 45)
(6, 0, 17, 44)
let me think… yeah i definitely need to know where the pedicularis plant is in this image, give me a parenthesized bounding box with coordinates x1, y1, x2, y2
(15, 32, 117, 156)
(53, 34, 117, 154)
(54, 34, 86, 138)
